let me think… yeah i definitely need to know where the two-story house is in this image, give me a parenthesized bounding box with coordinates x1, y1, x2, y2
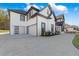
(8, 4, 56, 36)
(55, 14, 65, 34)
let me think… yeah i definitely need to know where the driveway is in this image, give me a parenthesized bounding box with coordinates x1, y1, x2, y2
(0, 33, 78, 56)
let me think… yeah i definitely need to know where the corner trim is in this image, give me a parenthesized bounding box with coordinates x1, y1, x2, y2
(36, 16, 38, 36)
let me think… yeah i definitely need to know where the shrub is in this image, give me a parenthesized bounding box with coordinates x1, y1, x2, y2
(72, 33, 79, 49)
(41, 31, 54, 36)
(55, 31, 60, 35)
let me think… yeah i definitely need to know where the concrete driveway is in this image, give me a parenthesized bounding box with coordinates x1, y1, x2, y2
(0, 33, 78, 56)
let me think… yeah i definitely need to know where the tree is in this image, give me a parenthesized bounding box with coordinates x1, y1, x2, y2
(0, 10, 9, 30)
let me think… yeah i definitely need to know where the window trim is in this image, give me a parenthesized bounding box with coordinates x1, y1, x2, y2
(20, 14, 25, 21)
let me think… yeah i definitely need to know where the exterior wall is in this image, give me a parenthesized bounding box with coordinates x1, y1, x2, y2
(56, 15, 65, 32)
(39, 7, 50, 17)
(19, 26, 25, 34)
(10, 11, 37, 35)
(66, 27, 74, 32)
(26, 17, 37, 26)
(37, 15, 55, 36)
(28, 24, 37, 35)
(56, 26, 61, 32)
(10, 11, 20, 35)
(32, 9, 37, 15)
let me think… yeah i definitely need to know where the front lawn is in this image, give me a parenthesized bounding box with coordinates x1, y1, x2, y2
(72, 33, 79, 49)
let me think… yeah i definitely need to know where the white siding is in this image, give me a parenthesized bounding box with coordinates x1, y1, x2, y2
(10, 11, 37, 35)
(28, 25, 36, 35)
(56, 26, 61, 32)
(39, 7, 50, 17)
(37, 15, 55, 35)
(10, 11, 26, 26)
(19, 26, 25, 34)
(26, 17, 37, 26)
(32, 9, 37, 15)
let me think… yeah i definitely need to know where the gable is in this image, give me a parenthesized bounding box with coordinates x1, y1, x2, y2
(39, 5, 52, 18)
(56, 14, 64, 21)
(26, 6, 40, 15)
(26, 6, 40, 19)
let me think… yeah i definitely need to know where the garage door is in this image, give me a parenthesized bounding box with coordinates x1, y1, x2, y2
(28, 25, 36, 35)
(19, 26, 25, 34)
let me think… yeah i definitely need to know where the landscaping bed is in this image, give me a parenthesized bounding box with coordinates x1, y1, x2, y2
(72, 33, 79, 49)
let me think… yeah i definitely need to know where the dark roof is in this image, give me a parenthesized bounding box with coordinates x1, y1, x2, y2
(8, 9, 27, 15)
(31, 13, 51, 19)
(8, 6, 40, 15)
(26, 6, 40, 14)
(8, 4, 58, 20)
(55, 14, 65, 21)
(31, 4, 55, 19)
(56, 14, 64, 19)
(56, 21, 64, 26)
(30, 6, 40, 11)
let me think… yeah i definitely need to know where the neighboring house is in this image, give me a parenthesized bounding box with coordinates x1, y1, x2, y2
(55, 14, 65, 33)
(64, 26, 77, 33)
(64, 24, 79, 33)
(8, 4, 65, 36)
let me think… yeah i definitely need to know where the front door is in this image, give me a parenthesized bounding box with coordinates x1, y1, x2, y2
(41, 22, 45, 35)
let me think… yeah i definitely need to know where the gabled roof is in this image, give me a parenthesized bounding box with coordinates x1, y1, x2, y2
(31, 4, 56, 19)
(8, 4, 57, 20)
(8, 9, 27, 15)
(56, 14, 65, 21)
(31, 13, 52, 19)
(8, 6, 40, 15)
(26, 6, 40, 14)
(56, 14, 64, 18)
(38, 4, 53, 18)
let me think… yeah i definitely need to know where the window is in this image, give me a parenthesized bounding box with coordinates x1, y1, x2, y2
(27, 11, 32, 21)
(41, 22, 45, 35)
(57, 19, 61, 22)
(20, 14, 25, 21)
(57, 18, 63, 22)
(14, 26, 19, 34)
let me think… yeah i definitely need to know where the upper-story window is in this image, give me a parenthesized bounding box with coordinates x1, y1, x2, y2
(57, 19, 63, 22)
(27, 11, 33, 21)
(20, 14, 25, 21)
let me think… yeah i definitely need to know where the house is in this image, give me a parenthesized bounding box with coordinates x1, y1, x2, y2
(55, 14, 65, 33)
(8, 4, 65, 36)
(64, 24, 79, 33)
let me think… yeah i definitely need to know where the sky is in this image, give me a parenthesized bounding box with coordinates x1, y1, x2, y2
(0, 3, 79, 26)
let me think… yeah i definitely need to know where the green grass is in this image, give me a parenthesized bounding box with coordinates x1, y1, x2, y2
(0, 30, 9, 33)
(72, 33, 79, 49)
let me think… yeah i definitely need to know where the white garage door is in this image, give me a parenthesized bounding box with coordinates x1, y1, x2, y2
(19, 26, 25, 34)
(28, 25, 36, 35)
